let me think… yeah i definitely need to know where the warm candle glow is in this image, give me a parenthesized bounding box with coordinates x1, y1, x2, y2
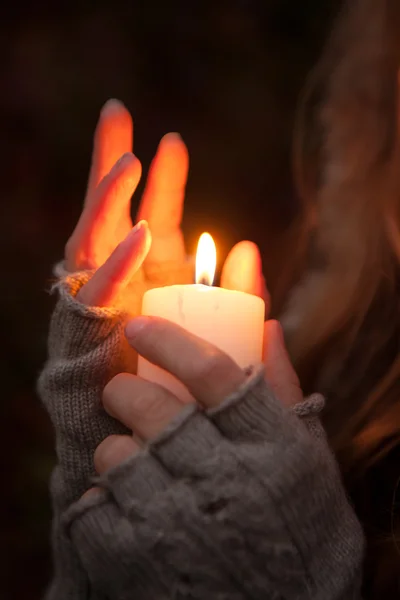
(195, 233, 216, 286)
(139, 229, 265, 402)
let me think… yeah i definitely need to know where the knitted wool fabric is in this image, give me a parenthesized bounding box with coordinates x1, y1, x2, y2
(38, 271, 364, 600)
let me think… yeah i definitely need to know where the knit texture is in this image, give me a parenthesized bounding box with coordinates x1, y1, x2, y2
(38, 270, 365, 600)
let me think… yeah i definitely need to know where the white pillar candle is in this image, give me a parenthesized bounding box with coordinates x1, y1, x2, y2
(138, 233, 265, 403)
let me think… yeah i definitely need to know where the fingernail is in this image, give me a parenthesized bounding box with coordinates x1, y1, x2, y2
(115, 152, 135, 168)
(131, 219, 148, 234)
(161, 132, 183, 143)
(125, 316, 151, 341)
(101, 98, 126, 115)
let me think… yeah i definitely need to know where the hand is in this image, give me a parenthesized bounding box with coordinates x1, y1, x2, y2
(63, 99, 191, 313)
(93, 316, 302, 473)
(71, 315, 361, 599)
(65, 98, 268, 314)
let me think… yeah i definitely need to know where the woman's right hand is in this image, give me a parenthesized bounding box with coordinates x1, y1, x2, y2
(67, 98, 266, 314)
(64, 99, 189, 313)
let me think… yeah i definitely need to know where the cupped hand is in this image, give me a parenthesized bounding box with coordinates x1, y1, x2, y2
(93, 316, 302, 474)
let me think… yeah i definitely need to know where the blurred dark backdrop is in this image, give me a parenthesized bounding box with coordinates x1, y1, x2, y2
(0, 1, 337, 598)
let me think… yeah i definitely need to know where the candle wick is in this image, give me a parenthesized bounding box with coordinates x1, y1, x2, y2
(198, 276, 211, 286)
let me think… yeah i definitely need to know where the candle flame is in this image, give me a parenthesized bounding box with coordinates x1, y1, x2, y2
(196, 233, 216, 286)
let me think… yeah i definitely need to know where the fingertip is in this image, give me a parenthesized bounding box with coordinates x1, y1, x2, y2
(112, 152, 142, 183)
(87, 100, 134, 194)
(158, 132, 189, 164)
(223, 241, 261, 274)
(81, 487, 102, 501)
(133, 219, 152, 254)
(114, 151, 140, 169)
(114, 151, 133, 165)
(161, 132, 183, 144)
(125, 315, 152, 342)
(121, 219, 152, 258)
(221, 240, 264, 297)
(101, 98, 125, 111)
(133, 218, 148, 232)
(232, 240, 262, 267)
(100, 98, 131, 122)
(96, 99, 133, 152)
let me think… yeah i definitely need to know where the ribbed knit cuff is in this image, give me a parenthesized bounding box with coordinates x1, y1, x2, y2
(292, 393, 326, 441)
(207, 364, 297, 443)
(38, 266, 134, 503)
(95, 450, 172, 515)
(149, 405, 232, 478)
(52, 260, 71, 279)
(51, 268, 123, 318)
(45, 269, 129, 361)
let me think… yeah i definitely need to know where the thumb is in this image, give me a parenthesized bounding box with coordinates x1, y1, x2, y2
(263, 320, 303, 407)
(77, 220, 151, 308)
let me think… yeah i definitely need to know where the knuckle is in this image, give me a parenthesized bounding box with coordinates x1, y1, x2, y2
(147, 317, 169, 340)
(196, 348, 234, 383)
(137, 319, 169, 354)
(65, 236, 95, 271)
(129, 382, 167, 421)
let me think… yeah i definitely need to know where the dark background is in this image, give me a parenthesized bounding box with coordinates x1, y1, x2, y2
(0, 2, 337, 598)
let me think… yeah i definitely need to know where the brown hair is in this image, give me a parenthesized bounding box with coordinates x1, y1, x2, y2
(281, 0, 400, 596)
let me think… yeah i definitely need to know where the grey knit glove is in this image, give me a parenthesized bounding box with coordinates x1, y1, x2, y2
(38, 262, 192, 600)
(39, 269, 364, 600)
(64, 367, 364, 600)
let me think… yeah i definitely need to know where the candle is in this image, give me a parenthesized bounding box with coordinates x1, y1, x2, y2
(138, 233, 265, 403)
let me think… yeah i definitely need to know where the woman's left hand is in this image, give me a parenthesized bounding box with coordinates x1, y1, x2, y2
(71, 312, 363, 599)
(93, 315, 302, 473)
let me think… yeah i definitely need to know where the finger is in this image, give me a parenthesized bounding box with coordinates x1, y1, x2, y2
(221, 241, 269, 309)
(81, 487, 102, 501)
(77, 220, 151, 307)
(86, 99, 133, 201)
(94, 434, 140, 474)
(263, 320, 302, 407)
(137, 133, 188, 264)
(103, 373, 184, 440)
(125, 317, 246, 408)
(66, 153, 141, 271)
